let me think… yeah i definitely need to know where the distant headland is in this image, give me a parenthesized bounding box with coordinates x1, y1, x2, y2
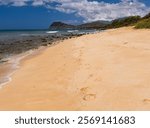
(49, 12, 150, 30)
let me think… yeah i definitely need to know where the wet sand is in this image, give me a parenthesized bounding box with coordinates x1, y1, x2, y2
(0, 27, 150, 110)
(0, 62, 12, 86)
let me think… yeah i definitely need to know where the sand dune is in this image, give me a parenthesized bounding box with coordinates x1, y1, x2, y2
(0, 27, 150, 110)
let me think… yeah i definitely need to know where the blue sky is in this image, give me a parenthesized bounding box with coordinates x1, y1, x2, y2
(0, 0, 150, 29)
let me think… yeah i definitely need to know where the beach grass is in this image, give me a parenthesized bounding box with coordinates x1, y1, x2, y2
(135, 18, 150, 29)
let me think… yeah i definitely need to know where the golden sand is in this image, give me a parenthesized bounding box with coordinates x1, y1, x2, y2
(0, 27, 150, 110)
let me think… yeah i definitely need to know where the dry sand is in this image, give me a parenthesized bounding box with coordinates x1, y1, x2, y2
(0, 27, 150, 110)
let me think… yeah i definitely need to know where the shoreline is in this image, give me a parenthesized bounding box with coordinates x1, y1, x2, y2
(0, 34, 85, 88)
(0, 40, 60, 88)
(0, 27, 150, 110)
(0, 32, 85, 61)
(0, 49, 38, 88)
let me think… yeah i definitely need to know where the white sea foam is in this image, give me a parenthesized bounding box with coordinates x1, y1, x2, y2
(67, 30, 79, 33)
(46, 31, 58, 34)
(20, 34, 30, 36)
(0, 50, 34, 88)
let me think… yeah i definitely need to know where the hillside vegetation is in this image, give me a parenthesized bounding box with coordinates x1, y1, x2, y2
(105, 16, 141, 29)
(135, 18, 150, 29)
(105, 12, 150, 29)
(135, 13, 150, 29)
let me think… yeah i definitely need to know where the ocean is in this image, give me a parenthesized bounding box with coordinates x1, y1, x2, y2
(0, 29, 97, 41)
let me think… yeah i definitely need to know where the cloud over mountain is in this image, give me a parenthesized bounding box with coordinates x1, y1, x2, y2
(0, 0, 150, 22)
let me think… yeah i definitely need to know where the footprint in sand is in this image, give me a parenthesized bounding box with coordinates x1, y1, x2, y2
(95, 77, 102, 82)
(123, 42, 128, 45)
(85, 64, 91, 69)
(85, 64, 90, 66)
(143, 99, 150, 103)
(83, 94, 96, 101)
(81, 46, 84, 49)
(80, 87, 96, 101)
(77, 58, 82, 64)
(88, 74, 93, 79)
(80, 87, 89, 94)
(111, 50, 114, 52)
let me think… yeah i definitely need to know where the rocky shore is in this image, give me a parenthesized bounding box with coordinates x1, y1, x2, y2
(0, 33, 84, 62)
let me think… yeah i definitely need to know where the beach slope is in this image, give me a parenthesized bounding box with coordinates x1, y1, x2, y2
(0, 27, 150, 110)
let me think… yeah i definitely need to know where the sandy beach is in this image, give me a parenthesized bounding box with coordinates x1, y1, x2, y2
(0, 27, 150, 110)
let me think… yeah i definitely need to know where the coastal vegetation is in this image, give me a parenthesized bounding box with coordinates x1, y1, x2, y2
(106, 16, 141, 29)
(135, 13, 150, 29)
(106, 12, 150, 29)
(135, 18, 150, 29)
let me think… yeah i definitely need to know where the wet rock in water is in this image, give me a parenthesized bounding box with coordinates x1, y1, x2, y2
(41, 38, 47, 42)
(0, 33, 85, 60)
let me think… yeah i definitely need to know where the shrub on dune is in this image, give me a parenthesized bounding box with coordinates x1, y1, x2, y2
(135, 18, 150, 29)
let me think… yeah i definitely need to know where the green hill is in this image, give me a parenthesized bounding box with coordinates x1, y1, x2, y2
(105, 12, 150, 29)
(142, 13, 150, 19)
(106, 16, 141, 29)
(135, 13, 150, 29)
(135, 18, 150, 29)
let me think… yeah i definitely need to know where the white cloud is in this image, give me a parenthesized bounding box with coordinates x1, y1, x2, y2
(0, 0, 30, 6)
(32, 0, 45, 6)
(50, 0, 150, 22)
(0, 0, 150, 22)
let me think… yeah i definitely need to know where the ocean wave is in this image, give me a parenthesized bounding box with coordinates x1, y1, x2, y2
(0, 50, 33, 88)
(46, 31, 58, 34)
(20, 34, 30, 36)
(67, 30, 79, 33)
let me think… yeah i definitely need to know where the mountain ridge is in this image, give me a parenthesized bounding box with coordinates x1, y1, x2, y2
(49, 12, 150, 30)
(49, 20, 111, 30)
